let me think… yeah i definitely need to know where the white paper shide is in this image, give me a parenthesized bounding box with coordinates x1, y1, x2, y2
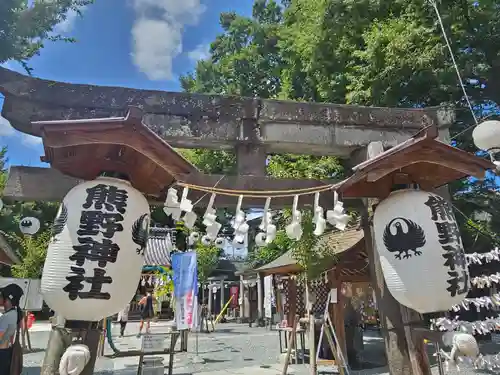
(374, 189, 469, 313)
(41, 176, 150, 321)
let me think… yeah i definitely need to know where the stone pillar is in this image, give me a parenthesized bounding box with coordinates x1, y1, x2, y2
(220, 280, 225, 316)
(239, 276, 244, 319)
(208, 285, 213, 315)
(243, 284, 250, 320)
(257, 274, 263, 322)
(353, 141, 430, 375)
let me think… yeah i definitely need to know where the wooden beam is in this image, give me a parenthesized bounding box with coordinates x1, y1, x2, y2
(4, 166, 363, 209)
(359, 141, 430, 375)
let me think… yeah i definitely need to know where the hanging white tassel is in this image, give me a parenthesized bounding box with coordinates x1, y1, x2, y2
(313, 192, 326, 236)
(286, 195, 303, 240)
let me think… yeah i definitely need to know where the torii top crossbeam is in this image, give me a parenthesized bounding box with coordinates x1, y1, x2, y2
(0, 67, 494, 210)
(0, 67, 452, 158)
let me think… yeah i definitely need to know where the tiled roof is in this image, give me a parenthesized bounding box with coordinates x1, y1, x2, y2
(143, 228, 175, 266)
(255, 222, 366, 278)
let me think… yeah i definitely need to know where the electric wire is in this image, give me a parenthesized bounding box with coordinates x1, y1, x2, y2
(429, 0, 478, 126)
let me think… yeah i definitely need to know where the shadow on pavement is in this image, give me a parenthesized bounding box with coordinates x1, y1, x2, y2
(203, 358, 230, 364)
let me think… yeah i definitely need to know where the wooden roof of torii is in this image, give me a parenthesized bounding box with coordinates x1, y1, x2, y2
(338, 126, 495, 198)
(31, 107, 198, 197)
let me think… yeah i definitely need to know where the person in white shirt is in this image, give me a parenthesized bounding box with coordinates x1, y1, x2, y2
(0, 283, 24, 374)
(117, 303, 130, 337)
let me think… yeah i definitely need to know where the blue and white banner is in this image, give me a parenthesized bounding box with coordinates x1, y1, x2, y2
(172, 252, 198, 330)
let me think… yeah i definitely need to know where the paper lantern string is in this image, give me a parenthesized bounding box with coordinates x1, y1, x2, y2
(451, 293, 500, 312)
(438, 352, 500, 373)
(434, 316, 500, 335)
(471, 272, 500, 289)
(466, 248, 500, 265)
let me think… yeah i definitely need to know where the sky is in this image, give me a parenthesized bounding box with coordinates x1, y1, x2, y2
(0, 0, 254, 167)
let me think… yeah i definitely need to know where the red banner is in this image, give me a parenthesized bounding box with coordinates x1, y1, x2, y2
(230, 286, 239, 307)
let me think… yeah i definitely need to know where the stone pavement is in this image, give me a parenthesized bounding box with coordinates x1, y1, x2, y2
(22, 321, 487, 374)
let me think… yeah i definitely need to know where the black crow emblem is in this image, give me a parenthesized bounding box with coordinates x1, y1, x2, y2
(132, 214, 150, 255)
(20, 218, 33, 228)
(51, 203, 68, 241)
(383, 217, 426, 260)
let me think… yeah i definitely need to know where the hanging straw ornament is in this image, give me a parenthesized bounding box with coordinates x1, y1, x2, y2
(203, 194, 221, 240)
(163, 188, 182, 220)
(313, 192, 326, 236)
(326, 191, 350, 230)
(256, 197, 275, 247)
(286, 195, 303, 240)
(233, 195, 249, 248)
(180, 187, 197, 229)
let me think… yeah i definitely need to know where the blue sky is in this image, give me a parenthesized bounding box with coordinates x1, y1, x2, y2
(0, 0, 254, 167)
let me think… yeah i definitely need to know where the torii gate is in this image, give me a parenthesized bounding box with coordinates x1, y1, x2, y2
(0, 66, 492, 375)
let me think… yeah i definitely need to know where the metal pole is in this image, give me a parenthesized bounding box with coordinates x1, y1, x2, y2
(435, 342, 445, 375)
(195, 330, 199, 356)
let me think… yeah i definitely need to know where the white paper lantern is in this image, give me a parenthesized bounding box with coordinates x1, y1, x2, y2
(41, 176, 150, 321)
(374, 189, 469, 313)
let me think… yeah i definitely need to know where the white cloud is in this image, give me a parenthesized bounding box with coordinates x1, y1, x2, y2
(131, 0, 206, 81)
(21, 134, 43, 147)
(0, 115, 42, 149)
(187, 43, 210, 62)
(53, 5, 88, 34)
(54, 9, 79, 34)
(0, 115, 15, 137)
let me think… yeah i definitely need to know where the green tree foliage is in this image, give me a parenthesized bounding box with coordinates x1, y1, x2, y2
(179, 0, 341, 181)
(0, 148, 58, 277)
(9, 230, 51, 278)
(194, 242, 221, 282)
(182, 0, 500, 272)
(1, 0, 94, 73)
(0, 147, 7, 192)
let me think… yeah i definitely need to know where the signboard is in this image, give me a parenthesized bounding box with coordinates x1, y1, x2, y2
(141, 334, 165, 353)
(0, 278, 44, 311)
(172, 252, 198, 330)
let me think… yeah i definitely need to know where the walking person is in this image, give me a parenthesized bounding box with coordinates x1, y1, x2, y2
(117, 303, 130, 337)
(137, 292, 155, 337)
(0, 283, 24, 375)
